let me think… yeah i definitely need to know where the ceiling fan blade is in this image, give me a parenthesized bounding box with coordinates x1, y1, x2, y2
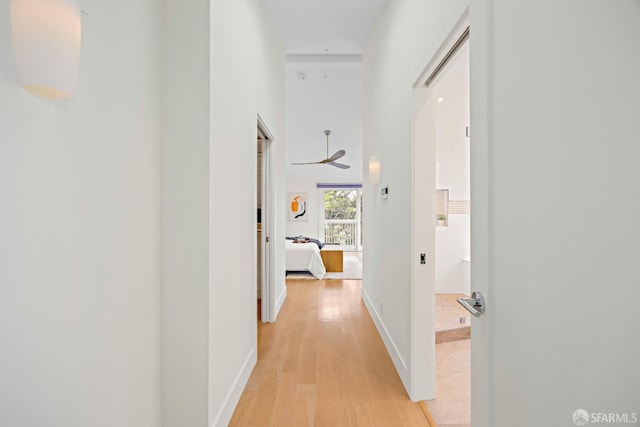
(327, 150, 346, 162)
(328, 162, 350, 169)
(291, 161, 323, 165)
(293, 132, 347, 167)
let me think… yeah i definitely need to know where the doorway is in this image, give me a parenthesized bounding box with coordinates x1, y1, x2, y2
(412, 16, 471, 424)
(430, 37, 471, 424)
(257, 115, 275, 323)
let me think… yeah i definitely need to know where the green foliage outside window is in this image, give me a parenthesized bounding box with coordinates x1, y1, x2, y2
(324, 190, 357, 220)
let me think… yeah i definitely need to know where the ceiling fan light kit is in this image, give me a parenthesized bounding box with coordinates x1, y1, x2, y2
(291, 129, 350, 169)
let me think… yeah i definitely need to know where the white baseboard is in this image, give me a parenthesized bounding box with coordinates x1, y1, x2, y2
(360, 288, 410, 389)
(210, 348, 256, 427)
(274, 286, 287, 321)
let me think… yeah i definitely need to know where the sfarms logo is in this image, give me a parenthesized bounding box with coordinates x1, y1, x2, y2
(573, 409, 589, 426)
(573, 409, 639, 425)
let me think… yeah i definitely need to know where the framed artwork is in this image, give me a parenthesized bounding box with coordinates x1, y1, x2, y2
(288, 193, 308, 222)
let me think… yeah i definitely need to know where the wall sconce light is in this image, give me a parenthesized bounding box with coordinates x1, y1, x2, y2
(369, 156, 380, 184)
(10, 0, 82, 100)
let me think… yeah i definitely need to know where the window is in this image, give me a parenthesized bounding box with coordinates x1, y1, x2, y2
(318, 184, 362, 250)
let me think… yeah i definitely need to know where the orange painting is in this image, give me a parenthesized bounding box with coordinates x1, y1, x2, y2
(288, 193, 308, 222)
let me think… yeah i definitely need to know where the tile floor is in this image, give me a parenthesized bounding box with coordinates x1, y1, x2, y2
(436, 294, 471, 335)
(427, 294, 471, 426)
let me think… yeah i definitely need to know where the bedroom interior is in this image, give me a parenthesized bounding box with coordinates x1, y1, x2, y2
(284, 56, 364, 282)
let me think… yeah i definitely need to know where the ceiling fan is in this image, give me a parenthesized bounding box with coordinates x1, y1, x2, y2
(292, 130, 350, 169)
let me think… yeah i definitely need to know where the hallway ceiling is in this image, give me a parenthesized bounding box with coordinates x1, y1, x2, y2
(263, 0, 390, 54)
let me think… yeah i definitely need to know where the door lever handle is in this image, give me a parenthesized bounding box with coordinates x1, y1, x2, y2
(457, 291, 485, 318)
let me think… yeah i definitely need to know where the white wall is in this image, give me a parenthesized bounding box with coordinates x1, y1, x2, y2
(209, 1, 286, 426)
(163, 2, 285, 425)
(364, 0, 640, 423)
(434, 45, 471, 294)
(286, 62, 362, 180)
(0, 1, 162, 426)
(161, 0, 210, 425)
(285, 62, 363, 239)
(0, 2, 285, 426)
(362, 0, 469, 397)
(286, 176, 323, 238)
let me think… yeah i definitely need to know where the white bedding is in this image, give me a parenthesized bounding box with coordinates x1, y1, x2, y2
(285, 240, 326, 279)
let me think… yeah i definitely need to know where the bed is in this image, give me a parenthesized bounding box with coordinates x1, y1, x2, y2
(285, 239, 326, 279)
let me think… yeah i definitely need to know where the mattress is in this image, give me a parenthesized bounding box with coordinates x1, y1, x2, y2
(285, 240, 326, 279)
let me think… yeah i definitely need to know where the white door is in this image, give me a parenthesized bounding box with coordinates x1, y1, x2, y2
(258, 116, 275, 323)
(471, 1, 640, 426)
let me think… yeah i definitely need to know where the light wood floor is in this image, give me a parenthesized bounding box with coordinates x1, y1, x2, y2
(229, 279, 427, 427)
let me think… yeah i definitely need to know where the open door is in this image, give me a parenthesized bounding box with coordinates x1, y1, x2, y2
(257, 115, 276, 323)
(468, 2, 640, 426)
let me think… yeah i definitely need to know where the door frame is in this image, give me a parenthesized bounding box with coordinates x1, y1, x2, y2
(411, 10, 470, 401)
(257, 114, 276, 323)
